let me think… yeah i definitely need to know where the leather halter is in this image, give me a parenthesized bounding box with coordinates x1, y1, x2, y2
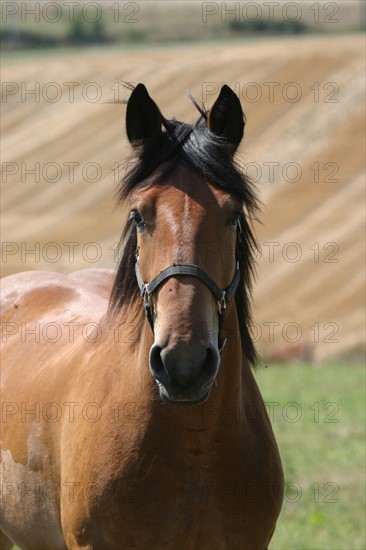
(134, 226, 242, 353)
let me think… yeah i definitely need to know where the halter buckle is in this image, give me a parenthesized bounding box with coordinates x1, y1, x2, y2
(217, 291, 227, 315)
(142, 286, 152, 311)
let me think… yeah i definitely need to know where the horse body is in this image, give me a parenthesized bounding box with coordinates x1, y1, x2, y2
(1, 270, 113, 548)
(1, 84, 283, 549)
(1, 270, 282, 549)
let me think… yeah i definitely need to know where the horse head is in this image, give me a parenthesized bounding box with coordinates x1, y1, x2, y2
(110, 83, 257, 405)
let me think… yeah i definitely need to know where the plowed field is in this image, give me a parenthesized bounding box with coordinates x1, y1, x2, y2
(1, 35, 365, 361)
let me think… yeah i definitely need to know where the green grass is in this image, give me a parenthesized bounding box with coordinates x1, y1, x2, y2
(254, 363, 365, 550)
(10, 363, 365, 549)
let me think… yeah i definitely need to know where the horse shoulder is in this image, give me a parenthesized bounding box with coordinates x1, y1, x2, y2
(1, 269, 114, 323)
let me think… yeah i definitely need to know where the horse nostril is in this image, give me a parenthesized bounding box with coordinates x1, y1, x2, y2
(149, 344, 168, 384)
(202, 346, 220, 379)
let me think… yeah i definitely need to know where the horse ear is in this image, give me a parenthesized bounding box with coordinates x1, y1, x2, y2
(126, 84, 162, 145)
(207, 85, 245, 151)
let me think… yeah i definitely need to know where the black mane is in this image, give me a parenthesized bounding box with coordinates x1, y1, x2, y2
(109, 95, 259, 366)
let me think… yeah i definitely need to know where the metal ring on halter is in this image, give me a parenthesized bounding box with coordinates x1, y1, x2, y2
(217, 291, 227, 315)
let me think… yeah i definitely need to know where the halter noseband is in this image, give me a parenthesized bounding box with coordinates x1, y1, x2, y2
(134, 227, 242, 353)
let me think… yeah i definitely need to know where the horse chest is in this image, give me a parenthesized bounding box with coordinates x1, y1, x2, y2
(70, 440, 278, 549)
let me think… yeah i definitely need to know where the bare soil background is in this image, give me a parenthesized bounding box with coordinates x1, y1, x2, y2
(1, 35, 365, 362)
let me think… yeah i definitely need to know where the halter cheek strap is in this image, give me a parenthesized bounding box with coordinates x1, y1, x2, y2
(135, 258, 241, 353)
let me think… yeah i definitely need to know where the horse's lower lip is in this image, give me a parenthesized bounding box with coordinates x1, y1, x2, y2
(159, 388, 211, 407)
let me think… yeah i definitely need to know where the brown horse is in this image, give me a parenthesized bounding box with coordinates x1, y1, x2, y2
(1, 84, 283, 549)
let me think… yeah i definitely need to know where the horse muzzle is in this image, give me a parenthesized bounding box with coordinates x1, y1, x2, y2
(149, 341, 220, 406)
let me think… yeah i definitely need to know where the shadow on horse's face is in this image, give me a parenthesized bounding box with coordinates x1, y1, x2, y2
(129, 166, 242, 405)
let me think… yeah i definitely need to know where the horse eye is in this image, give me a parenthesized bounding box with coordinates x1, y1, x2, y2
(130, 210, 146, 229)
